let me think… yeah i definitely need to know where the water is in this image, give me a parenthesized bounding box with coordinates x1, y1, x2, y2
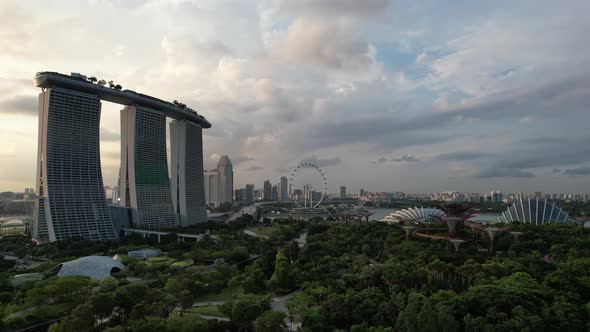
(366, 208, 500, 222)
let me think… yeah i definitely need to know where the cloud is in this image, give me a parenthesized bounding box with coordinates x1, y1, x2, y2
(278, 17, 376, 72)
(437, 152, 489, 161)
(474, 168, 536, 178)
(244, 165, 264, 172)
(415, 52, 429, 65)
(370, 157, 388, 164)
(301, 155, 342, 167)
(100, 128, 120, 142)
(0, 95, 37, 116)
(233, 155, 255, 165)
(278, 0, 392, 19)
(563, 167, 590, 176)
(392, 154, 419, 162)
(552, 168, 561, 173)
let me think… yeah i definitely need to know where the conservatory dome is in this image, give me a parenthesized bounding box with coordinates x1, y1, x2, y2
(48, 256, 125, 280)
(498, 198, 570, 225)
(382, 207, 446, 224)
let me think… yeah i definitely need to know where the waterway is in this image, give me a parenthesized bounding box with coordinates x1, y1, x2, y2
(366, 208, 500, 222)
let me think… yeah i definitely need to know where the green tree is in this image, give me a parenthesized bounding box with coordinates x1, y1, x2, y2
(220, 295, 269, 331)
(254, 310, 286, 332)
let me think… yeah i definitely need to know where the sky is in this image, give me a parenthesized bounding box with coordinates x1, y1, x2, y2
(1, 0, 590, 194)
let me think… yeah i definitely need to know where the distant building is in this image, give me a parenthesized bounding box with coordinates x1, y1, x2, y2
(340, 186, 346, 199)
(263, 180, 272, 201)
(272, 185, 279, 201)
(203, 155, 233, 207)
(360, 188, 366, 197)
(278, 176, 288, 200)
(245, 184, 255, 204)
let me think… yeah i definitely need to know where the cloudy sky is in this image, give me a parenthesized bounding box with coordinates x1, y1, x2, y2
(1, 0, 589, 194)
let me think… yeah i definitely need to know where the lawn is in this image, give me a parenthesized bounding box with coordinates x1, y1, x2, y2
(245, 225, 283, 237)
(171, 260, 194, 269)
(189, 306, 226, 317)
(193, 285, 244, 302)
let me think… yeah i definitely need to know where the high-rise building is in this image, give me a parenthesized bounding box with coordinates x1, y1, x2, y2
(278, 176, 288, 201)
(360, 188, 366, 197)
(32, 71, 211, 241)
(245, 184, 255, 204)
(217, 156, 233, 204)
(340, 186, 346, 199)
(204, 170, 218, 206)
(234, 189, 244, 202)
(119, 105, 177, 229)
(33, 87, 117, 242)
(272, 185, 279, 201)
(170, 120, 208, 226)
(263, 180, 272, 201)
(203, 155, 233, 207)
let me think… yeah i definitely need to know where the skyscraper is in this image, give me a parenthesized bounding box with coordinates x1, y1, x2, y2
(170, 120, 208, 226)
(245, 184, 255, 204)
(263, 180, 272, 201)
(119, 105, 177, 229)
(33, 87, 117, 242)
(204, 170, 218, 206)
(217, 156, 233, 204)
(203, 155, 234, 207)
(340, 186, 346, 199)
(272, 185, 279, 201)
(278, 176, 288, 201)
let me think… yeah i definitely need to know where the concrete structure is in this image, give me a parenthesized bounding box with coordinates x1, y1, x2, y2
(49, 256, 125, 280)
(170, 120, 207, 226)
(32, 72, 211, 242)
(33, 87, 117, 242)
(120, 106, 177, 229)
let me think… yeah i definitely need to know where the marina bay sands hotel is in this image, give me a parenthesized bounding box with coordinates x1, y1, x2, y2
(32, 72, 212, 243)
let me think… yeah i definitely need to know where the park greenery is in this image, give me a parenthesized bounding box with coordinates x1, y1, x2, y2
(0, 212, 589, 331)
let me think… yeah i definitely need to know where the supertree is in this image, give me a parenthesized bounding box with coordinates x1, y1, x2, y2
(441, 203, 473, 237)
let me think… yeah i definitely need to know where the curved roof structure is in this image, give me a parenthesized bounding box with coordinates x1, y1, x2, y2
(498, 198, 570, 225)
(34, 72, 211, 128)
(217, 155, 232, 167)
(382, 207, 446, 224)
(52, 256, 125, 280)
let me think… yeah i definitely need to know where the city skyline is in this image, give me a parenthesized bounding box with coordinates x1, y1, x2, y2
(2, 1, 590, 194)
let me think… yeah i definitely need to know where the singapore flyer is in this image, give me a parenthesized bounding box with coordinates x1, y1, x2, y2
(288, 162, 328, 209)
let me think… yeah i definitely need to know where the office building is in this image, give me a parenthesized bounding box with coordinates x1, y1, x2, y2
(340, 186, 346, 199)
(278, 176, 288, 200)
(119, 105, 177, 229)
(203, 155, 234, 206)
(272, 185, 279, 201)
(245, 184, 255, 204)
(263, 180, 272, 201)
(33, 87, 117, 242)
(170, 120, 208, 226)
(217, 156, 233, 204)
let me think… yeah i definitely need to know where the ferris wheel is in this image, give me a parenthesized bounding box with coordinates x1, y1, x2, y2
(288, 162, 328, 209)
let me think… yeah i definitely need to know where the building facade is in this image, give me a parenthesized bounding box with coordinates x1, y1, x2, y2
(277, 176, 288, 201)
(33, 87, 117, 242)
(119, 105, 177, 229)
(170, 120, 208, 226)
(263, 180, 272, 201)
(203, 155, 233, 207)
